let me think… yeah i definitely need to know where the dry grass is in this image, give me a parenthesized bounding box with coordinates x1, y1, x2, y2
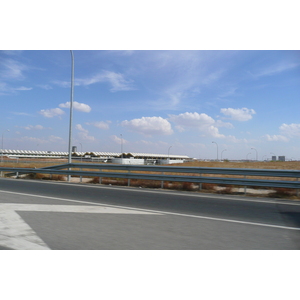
(173, 160, 300, 170)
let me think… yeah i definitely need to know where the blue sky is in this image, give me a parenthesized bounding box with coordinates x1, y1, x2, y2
(1, 50, 299, 160)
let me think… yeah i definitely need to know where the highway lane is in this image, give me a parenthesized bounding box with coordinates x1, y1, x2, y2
(1, 177, 300, 249)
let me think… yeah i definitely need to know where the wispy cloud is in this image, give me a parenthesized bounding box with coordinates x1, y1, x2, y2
(110, 135, 128, 145)
(11, 112, 33, 117)
(39, 108, 65, 118)
(54, 70, 135, 92)
(280, 123, 300, 138)
(0, 58, 27, 80)
(250, 61, 299, 78)
(22, 125, 46, 130)
(264, 134, 289, 142)
(37, 84, 53, 90)
(0, 82, 32, 95)
(86, 121, 111, 130)
(75, 124, 96, 141)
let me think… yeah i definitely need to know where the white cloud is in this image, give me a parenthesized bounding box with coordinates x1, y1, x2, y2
(169, 112, 215, 127)
(264, 134, 289, 142)
(39, 108, 65, 118)
(86, 121, 110, 130)
(75, 124, 88, 133)
(220, 108, 256, 121)
(75, 124, 96, 141)
(59, 101, 91, 113)
(110, 135, 128, 145)
(24, 125, 45, 130)
(168, 112, 225, 138)
(121, 116, 173, 136)
(279, 123, 300, 137)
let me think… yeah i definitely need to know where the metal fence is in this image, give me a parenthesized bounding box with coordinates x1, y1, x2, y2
(1, 163, 300, 193)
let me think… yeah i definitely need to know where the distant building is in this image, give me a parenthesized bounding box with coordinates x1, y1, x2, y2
(271, 156, 276, 161)
(278, 156, 285, 162)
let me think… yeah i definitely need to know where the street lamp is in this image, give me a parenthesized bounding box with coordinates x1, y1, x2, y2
(120, 134, 123, 159)
(246, 152, 252, 161)
(212, 141, 218, 161)
(251, 147, 258, 161)
(1, 129, 10, 163)
(67, 50, 74, 182)
(221, 149, 227, 161)
(79, 143, 83, 163)
(168, 146, 172, 160)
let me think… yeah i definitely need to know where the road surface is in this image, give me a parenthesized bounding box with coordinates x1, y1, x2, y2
(0, 177, 299, 249)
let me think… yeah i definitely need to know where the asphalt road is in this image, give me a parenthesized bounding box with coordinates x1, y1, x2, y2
(0, 177, 300, 249)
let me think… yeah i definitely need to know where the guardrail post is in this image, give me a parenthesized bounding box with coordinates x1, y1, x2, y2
(161, 172, 164, 189)
(297, 178, 299, 198)
(244, 175, 247, 195)
(128, 170, 131, 186)
(80, 168, 82, 183)
(99, 169, 102, 184)
(198, 174, 202, 190)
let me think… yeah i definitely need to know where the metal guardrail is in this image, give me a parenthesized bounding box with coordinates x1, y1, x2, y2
(1, 163, 300, 191)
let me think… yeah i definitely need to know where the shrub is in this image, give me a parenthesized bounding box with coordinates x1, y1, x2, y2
(182, 182, 194, 191)
(25, 173, 65, 181)
(217, 186, 233, 194)
(201, 183, 217, 190)
(131, 179, 161, 188)
(269, 188, 295, 198)
(89, 177, 100, 184)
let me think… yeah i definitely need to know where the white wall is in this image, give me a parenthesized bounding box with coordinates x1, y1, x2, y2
(159, 159, 184, 164)
(111, 158, 145, 165)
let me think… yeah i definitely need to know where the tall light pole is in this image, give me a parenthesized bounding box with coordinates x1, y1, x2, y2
(251, 147, 258, 161)
(120, 134, 123, 159)
(221, 149, 227, 161)
(68, 50, 74, 165)
(67, 50, 74, 181)
(1, 129, 10, 163)
(212, 141, 218, 161)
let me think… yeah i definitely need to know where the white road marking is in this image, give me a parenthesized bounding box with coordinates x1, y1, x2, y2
(1, 189, 299, 232)
(0, 203, 161, 250)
